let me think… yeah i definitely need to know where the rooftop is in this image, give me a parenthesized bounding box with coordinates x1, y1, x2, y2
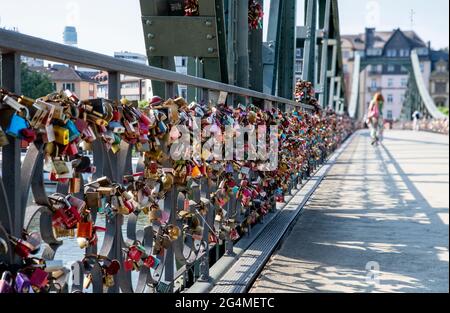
(342, 28, 427, 51)
(29, 65, 97, 83)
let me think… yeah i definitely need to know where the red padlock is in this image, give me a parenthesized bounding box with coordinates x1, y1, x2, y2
(77, 220, 93, 238)
(52, 205, 82, 229)
(143, 256, 155, 269)
(66, 142, 79, 156)
(14, 239, 32, 258)
(112, 110, 121, 121)
(127, 200, 136, 214)
(128, 246, 143, 262)
(21, 128, 37, 143)
(139, 113, 152, 127)
(123, 259, 134, 272)
(105, 260, 121, 275)
(30, 268, 49, 289)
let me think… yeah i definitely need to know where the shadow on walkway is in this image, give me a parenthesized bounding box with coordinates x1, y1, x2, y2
(251, 130, 449, 293)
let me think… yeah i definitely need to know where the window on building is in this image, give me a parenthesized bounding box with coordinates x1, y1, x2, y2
(387, 94, 394, 103)
(399, 49, 410, 57)
(400, 66, 408, 73)
(387, 65, 395, 72)
(367, 48, 382, 56)
(62, 83, 75, 91)
(181, 88, 187, 99)
(371, 79, 377, 89)
(181, 57, 187, 67)
(388, 78, 394, 87)
(52, 83, 57, 91)
(387, 110, 393, 119)
(121, 82, 139, 89)
(296, 48, 303, 59)
(435, 82, 447, 94)
(416, 48, 429, 56)
(295, 60, 303, 74)
(401, 78, 408, 87)
(386, 49, 397, 57)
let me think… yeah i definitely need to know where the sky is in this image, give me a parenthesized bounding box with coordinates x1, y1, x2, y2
(0, 0, 448, 58)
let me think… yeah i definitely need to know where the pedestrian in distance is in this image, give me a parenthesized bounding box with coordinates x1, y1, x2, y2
(367, 92, 384, 146)
(412, 110, 422, 132)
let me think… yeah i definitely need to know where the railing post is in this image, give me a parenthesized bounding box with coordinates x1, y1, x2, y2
(108, 71, 121, 101)
(160, 81, 176, 292)
(1, 52, 22, 241)
(198, 178, 210, 282)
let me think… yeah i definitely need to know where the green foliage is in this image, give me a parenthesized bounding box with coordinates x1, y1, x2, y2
(138, 100, 149, 109)
(21, 63, 53, 99)
(438, 106, 449, 116)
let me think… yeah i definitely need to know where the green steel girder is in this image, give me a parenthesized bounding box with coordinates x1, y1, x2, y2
(248, 0, 264, 92)
(263, 0, 297, 99)
(300, 0, 346, 110)
(140, 0, 228, 98)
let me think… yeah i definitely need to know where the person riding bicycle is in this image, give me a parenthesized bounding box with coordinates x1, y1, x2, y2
(367, 92, 384, 146)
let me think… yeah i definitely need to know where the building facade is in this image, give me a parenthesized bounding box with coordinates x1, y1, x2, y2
(31, 65, 97, 99)
(342, 28, 432, 120)
(63, 26, 78, 47)
(429, 50, 449, 108)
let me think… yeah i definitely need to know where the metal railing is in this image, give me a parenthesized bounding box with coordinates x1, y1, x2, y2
(0, 29, 320, 293)
(0, 29, 312, 110)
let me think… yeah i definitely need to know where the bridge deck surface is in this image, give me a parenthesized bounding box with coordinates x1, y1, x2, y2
(250, 130, 449, 293)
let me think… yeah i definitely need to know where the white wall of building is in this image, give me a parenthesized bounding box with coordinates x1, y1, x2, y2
(380, 75, 408, 120)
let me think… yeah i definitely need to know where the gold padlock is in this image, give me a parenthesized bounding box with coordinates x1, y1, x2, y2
(161, 173, 174, 191)
(148, 205, 162, 222)
(167, 225, 181, 241)
(53, 226, 75, 238)
(103, 274, 115, 288)
(111, 144, 121, 154)
(69, 177, 81, 194)
(53, 125, 69, 145)
(86, 192, 102, 209)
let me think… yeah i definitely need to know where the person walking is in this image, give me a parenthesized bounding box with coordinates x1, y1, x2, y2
(412, 110, 421, 131)
(367, 92, 384, 146)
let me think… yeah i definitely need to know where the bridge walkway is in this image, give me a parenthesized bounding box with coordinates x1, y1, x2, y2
(250, 130, 449, 293)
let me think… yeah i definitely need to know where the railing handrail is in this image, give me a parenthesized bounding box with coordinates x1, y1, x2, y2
(0, 29, 312, 109)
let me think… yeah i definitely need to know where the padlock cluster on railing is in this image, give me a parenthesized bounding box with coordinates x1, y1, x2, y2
(248, 0, 264, 30)
(184, 0, 200, 16)
(180, 0, 265, 30)
(0, 84, 353, 293)
(395, 119, 449, 135)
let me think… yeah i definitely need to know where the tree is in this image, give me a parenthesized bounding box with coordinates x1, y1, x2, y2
(20, 63, 53, 99)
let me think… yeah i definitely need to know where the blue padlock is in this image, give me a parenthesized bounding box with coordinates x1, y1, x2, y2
(6, 113, 28, 138)
(158, 121, 167, 133)
(64, 119, 80, 142)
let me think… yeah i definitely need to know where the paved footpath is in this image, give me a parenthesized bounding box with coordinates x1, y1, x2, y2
(251, 130, 449, 293)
